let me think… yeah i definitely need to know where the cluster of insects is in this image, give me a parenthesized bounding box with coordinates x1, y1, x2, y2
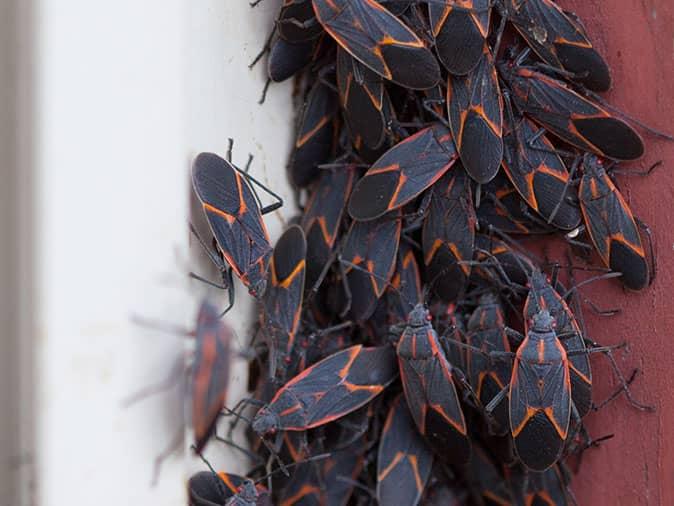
(181, 0, 669, 504)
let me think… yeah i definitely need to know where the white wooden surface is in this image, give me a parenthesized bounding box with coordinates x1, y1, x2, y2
(0, 1, 295, 504)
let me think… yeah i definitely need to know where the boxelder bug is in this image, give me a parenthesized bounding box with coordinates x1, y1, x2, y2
(312, 0, 441, 89)
(252, 345, 398, 436)
(422, 164, 476, 302)
(289, 79, 339, 187)
(377, 395, 434, 506)
(190, 302, 235, 453)
(261, 225, 307, 380)
(348, 123, 458, 221)
(386, 241, 424, 323)
(394, 303, 472, 465)
(524, 269, 592, 418)
(499, 49, 644, 161)
(340, 211, 402, 322)
(301, 166, 356, 292)
(507, 463, 571, 506)
(578, 154, 651, 290)
(501, 98, 582, 231)
(124, 301, 234, 482)
(429, 0, 492, 76)
(447, 44, 503, 184)
(191, 148, 282, 314)
(500, 0, 611, 92)
(336, 47, 393, 151)
(465, 292, 512, 435)
(472, 233, 535, 288)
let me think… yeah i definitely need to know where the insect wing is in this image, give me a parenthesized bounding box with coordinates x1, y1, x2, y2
(579, 159, 648, 290)
(342, 212, 402, 322)
(290, 80, 339, 187)
(349, 123, 457, 221)
(337, 47, 388, 150)
(387, 242, 423, 322)
(301, 167, 356, 289)
(504, 67, 643, 160)
(268, 34, 321, 83)
(509, 329, 571, 471)
(313, 0, 441, 89)
(263, 226, 307, 379)
(502, 111, 581, 230)
(192, 152, 272, 292)
(255, 345, 398, 432)
(430, 0, 491, 75)
(422, 165, 476, 302)
(524, 465, 571, 505)
(508, 0, 610, 91)
(478, 172, 553, 234)
(377, 395, 434, 506)
(322, 442, 367, 506)
(447, 45, 503, 183)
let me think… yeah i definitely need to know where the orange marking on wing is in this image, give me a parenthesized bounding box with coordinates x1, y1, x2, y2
(203, 202, 237, 224)
(409, 455, 423, 492)
(368, 162, 401, 175)
(377, 452, 405, 481)
(278, 259, 306, 289)
(296, 114, 331, 148)
(279, 403, 302, 418)
(280, 484, 321, 506)
(511, 405, 539, 437)
(543, 406, 568, 439)
(429, 402, 467, 435)
(337, 345, 362, 378)
(537, 339, 546, 363)
(217, 473, 240, 494)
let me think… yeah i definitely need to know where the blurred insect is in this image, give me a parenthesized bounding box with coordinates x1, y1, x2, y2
(125, 301, 234, 483)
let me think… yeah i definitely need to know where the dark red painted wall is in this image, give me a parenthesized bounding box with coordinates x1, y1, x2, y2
(556, 1, 674, 504)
